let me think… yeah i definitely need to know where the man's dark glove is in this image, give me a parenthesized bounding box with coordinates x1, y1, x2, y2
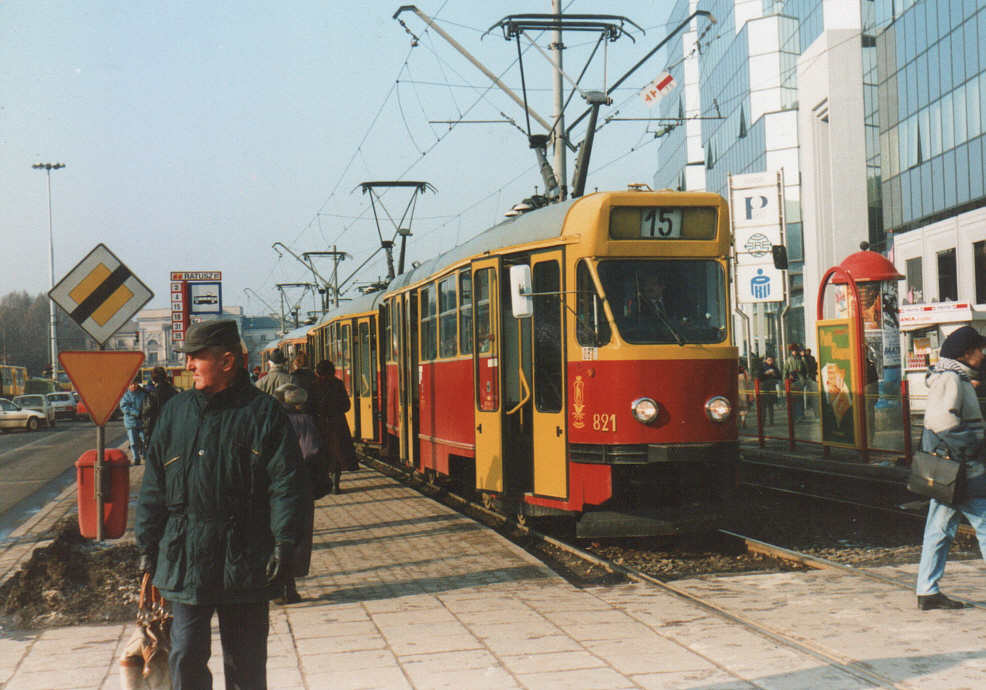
(138, 552, 156, 577)
(266, 543, 293, 584)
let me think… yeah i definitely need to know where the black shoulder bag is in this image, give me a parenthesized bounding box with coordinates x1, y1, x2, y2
(907, 446, 965, 505)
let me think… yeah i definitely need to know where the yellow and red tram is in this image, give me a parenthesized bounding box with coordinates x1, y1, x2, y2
(295, 188, 737, 537)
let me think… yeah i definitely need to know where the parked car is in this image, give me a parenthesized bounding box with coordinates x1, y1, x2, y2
(0, 398, 46, 432)
(46, 392, 78, 420)
(13, 394, 56, 427)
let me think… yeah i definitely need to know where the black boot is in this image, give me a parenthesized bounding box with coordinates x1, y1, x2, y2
(274, 578, 301, 605)
(332, 471, 342, 495)
(918, 593, 965, 610)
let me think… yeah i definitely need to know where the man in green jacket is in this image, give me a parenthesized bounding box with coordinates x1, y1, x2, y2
(136, 319, 306, 690)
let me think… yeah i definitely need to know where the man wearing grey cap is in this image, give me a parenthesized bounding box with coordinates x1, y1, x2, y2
(135, 319, 306, 689)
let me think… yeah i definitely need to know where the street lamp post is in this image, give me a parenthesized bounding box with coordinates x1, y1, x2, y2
(32, 163, 65, 379)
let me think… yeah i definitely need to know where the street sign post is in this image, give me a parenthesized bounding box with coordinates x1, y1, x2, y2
(50, 244, 153, 541)
(170, 271, 223, 342)
(59, 351, 145, 427)
(49, 243, 153, 345)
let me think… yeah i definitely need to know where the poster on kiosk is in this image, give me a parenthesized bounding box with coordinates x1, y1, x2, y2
(815, 318, 863, 448)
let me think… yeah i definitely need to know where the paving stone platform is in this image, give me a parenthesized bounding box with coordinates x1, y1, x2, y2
(2, 462, 986, 689)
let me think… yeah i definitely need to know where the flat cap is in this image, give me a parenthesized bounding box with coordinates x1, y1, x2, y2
(174, 319, 241, 354)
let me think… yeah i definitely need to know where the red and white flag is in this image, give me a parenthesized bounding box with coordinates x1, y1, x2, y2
(639, 71, 676, 107)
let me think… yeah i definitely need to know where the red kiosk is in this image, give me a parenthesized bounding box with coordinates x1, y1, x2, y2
(816, 243, 904, 462)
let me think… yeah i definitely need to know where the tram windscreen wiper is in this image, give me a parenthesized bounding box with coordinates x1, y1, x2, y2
(651, 307, 686, 346)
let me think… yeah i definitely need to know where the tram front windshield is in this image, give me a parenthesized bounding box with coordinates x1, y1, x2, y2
(597, 259, 727, 345)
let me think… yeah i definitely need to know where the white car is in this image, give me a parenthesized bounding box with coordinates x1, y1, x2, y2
(46, 392, 78, 420)
(0, 398, 46, 432)
(13, 395, 57, 427)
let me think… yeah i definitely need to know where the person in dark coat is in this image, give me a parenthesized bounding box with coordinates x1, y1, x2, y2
(757, 355, 781, 425)
(135, 319, 306, 690)
(273, 383, 319, 606)
(141, 366, 180, 441)
(312, 359, 358, 494)
(290, 351, 317, 411)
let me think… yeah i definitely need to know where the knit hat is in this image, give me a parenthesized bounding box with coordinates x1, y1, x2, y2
(940, 325, 986, 360)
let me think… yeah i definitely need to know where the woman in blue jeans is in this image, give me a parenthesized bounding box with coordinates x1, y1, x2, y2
(916, 325, 986, 610)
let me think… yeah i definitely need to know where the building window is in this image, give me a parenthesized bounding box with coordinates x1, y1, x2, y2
(937, 248, 958, 302)
(905, 257, 923, 303)
(975, 240, 986, 305)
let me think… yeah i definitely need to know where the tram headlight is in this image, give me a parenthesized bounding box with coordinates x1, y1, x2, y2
(631, 397, 660, 424)
(704, 396, 732, 423)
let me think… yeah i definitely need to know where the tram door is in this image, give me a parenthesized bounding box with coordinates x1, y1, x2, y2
(530, 250, 567, 498)
(357, 318, 376, 442)
(501, 258, 534, 495)
(401, 292, 421, 470)
(341, 322, 356, 435)
(472, 258, 503, 492)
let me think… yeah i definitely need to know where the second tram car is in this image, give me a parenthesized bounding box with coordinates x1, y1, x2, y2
(295, 188, 738, 537)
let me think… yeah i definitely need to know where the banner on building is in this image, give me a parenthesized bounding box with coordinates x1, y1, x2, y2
(729, 171, 786, 304)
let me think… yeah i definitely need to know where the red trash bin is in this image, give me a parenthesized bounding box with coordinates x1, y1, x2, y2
(76, 449, 131, 539)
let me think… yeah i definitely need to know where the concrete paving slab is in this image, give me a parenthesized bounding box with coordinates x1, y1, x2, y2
(5, 465, 986, 689)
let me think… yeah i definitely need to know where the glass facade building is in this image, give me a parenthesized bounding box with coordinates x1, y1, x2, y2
(654, 0, 986, 357)
(877, 2, 986, 233)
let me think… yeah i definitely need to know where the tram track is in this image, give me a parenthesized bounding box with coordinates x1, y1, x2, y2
(360, 454, 981, 690)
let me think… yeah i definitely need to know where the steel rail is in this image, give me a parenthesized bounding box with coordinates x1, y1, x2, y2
(722, 529, 985, 610)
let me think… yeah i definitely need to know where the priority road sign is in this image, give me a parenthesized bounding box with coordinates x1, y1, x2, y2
(59, 351, 145, 427)
(49, 244, 153, 345)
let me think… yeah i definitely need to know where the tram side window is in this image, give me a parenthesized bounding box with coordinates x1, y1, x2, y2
(475, 268, 495, 354)
(575, 261, 611, 347)
(421, 284, 438, 361)
(459, 270, 473, 355)
(533, 261, 563, 413)
(439, 275, 458, 358)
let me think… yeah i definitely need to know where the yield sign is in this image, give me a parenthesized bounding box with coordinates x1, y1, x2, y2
(49, 244, 153, 345)
(59, 351, 145, 427)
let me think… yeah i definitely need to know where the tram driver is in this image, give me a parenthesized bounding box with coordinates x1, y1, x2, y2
(626, 273, 686, 323)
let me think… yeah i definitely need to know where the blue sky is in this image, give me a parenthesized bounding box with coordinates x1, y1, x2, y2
(2, 1, 675, 319)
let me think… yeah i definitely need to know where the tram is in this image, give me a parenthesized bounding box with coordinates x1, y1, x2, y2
(294, 188, 738, 537)
(0, 365, 28, 399)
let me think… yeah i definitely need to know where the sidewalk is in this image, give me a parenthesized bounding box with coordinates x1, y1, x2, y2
(3, 461, 986, 689)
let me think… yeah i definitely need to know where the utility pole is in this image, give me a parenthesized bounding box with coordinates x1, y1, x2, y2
(550, 0, 567, 199)
(32, 162, 65, 379)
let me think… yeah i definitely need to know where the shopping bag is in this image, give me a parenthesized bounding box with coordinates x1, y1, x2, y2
(907, 450, 965, 505)
(120, 573, 172, 690)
